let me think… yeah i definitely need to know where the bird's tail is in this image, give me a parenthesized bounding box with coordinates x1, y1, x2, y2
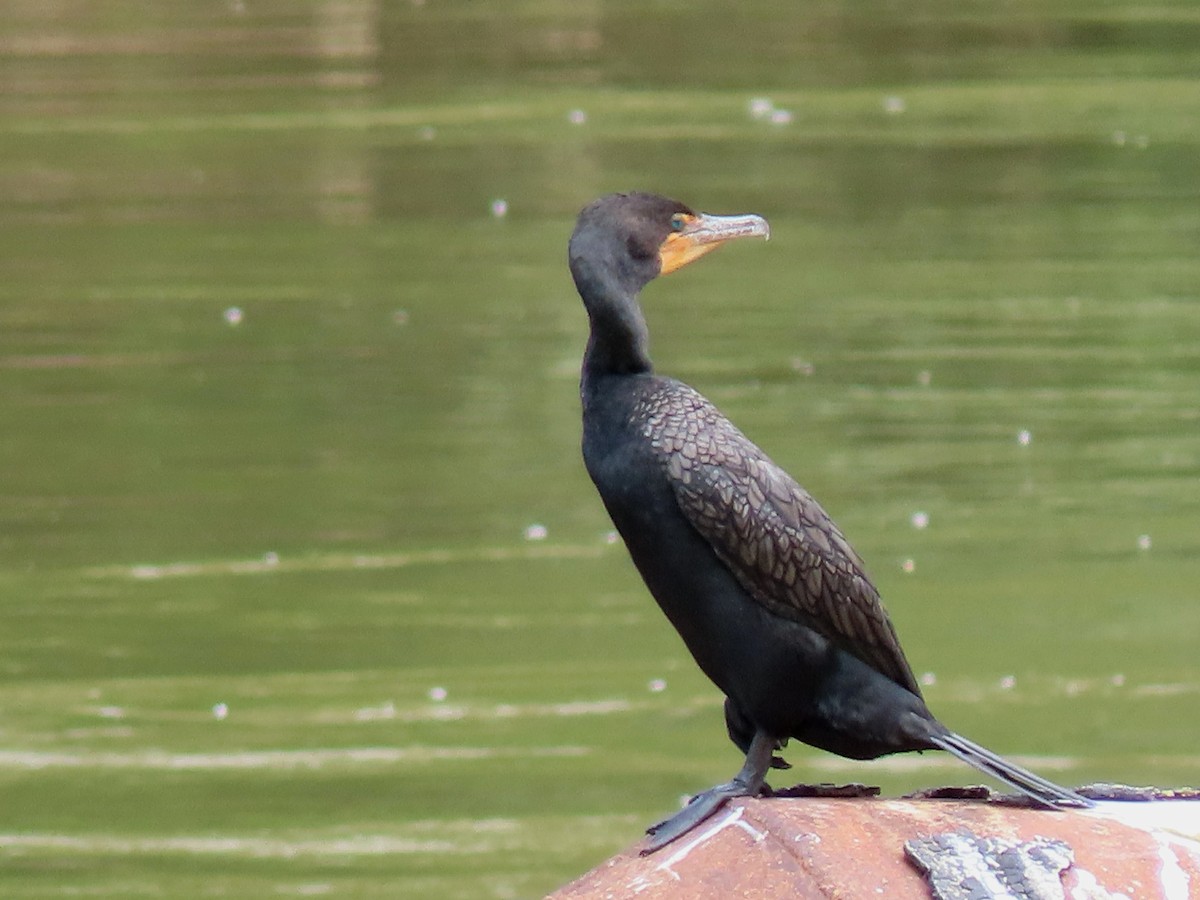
(928, 731, 1092, 809)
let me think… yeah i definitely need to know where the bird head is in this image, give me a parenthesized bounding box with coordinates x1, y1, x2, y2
(569, 192, 770, 299)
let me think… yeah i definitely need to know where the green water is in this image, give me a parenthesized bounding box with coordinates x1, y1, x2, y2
(3, 1, 1200, 897)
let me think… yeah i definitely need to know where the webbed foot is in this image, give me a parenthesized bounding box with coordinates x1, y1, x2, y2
(640, 729, 776, 856)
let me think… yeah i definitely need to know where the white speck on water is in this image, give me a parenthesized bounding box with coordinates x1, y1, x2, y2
(901, 558, 915, 574)
(910, 511, 929, 530)
(523, 523, 547, 541)
(98, 706, 125, 719)
(648, 679, 667, 693)
(393, 309, 409, 325)
(748, 97, 774, 120)
(769, 108, 793, 125)
(999, 675, 1017, 691)
(1110, 673, 1126, 687)
(917, 369, 932, 386)
(882, 95, 906, 115)
(223, 306, 244, 326)
(490, 199, 508, 218)
(1137, 534, 1152, 551)
(1017, 429, 1032, 446)
(212, 703, 229, 721)
(417, 125, 436, 141)
(428, 686, 448, 703)
(567, 108, 587, 125)
(1111, 130, 1127, 147)
(920, 672, 937, 687)
(603, 530, 620, 545)
(263, 551, 280, 567)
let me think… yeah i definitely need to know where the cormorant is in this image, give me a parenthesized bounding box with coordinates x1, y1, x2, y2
(568, 191, 1090, 854)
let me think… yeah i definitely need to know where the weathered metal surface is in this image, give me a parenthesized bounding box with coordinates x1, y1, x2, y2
(549, 794, 1200, 899)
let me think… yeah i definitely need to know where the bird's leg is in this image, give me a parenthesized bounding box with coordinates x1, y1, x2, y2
(641, 729, 775, 855)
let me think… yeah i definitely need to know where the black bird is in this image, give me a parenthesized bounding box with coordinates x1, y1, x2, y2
(568, 192, 1090, 854)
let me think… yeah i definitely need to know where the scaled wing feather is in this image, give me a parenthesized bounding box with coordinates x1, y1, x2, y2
(640, 382, 920, 694)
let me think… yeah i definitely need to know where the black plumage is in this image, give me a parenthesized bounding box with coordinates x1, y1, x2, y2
(569, 192, 1089, 854)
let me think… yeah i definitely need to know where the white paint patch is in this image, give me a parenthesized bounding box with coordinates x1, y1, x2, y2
(653, 805, 766, 883)
(1086, 800, 1200, 846)
(1069, 867, 1131, 900)
(1085, 801, 1200, 900)
(1156, 838, 1191, 900)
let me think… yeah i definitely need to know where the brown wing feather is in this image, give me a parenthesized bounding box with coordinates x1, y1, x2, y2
(639, 381, 921, 695)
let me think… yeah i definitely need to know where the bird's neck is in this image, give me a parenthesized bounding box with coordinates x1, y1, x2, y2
(580, 283, 654, 393)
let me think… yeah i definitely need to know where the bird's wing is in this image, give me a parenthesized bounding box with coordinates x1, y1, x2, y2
(642, 384, 921, 694)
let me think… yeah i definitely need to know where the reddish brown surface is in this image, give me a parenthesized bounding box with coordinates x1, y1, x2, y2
(550, 797, 1200, 899)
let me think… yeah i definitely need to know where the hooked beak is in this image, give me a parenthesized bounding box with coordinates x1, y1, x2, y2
(658, 212, 771, 276)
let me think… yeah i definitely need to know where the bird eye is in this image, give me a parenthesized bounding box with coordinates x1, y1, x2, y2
(670, 214, 687, 231)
